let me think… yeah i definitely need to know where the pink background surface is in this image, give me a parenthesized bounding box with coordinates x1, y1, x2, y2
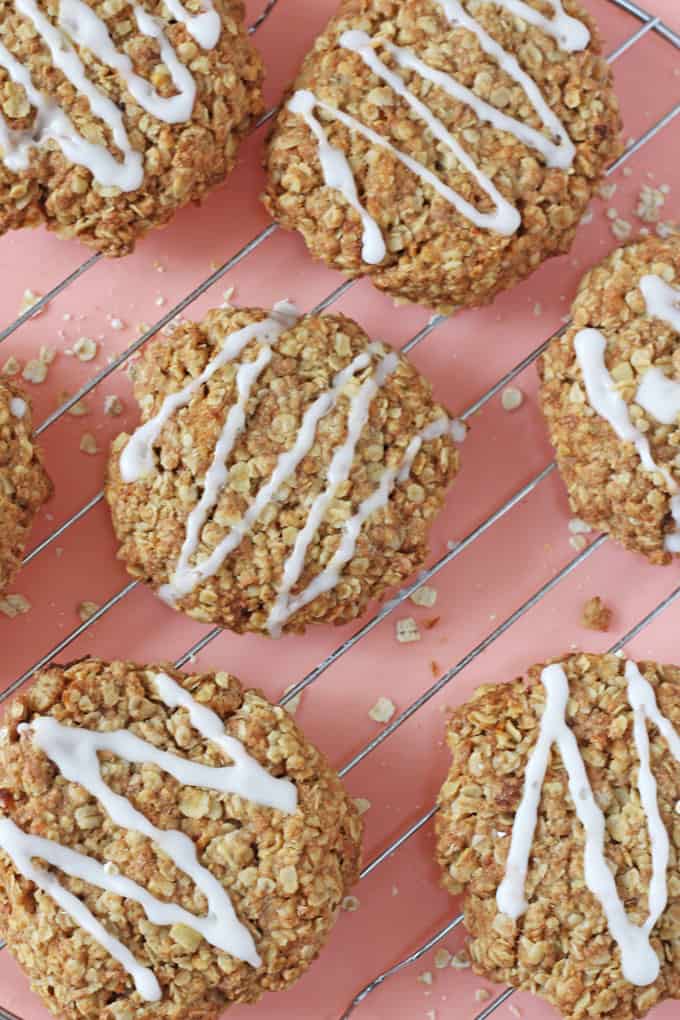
(0, 2, 679, 1019)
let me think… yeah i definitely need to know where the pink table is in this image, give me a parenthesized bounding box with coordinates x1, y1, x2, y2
(0, 2, 678, 1019)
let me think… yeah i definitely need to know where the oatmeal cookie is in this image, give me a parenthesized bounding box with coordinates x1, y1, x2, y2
(539, 236, 680, 564)
(105, 303, 460, 635)
(263, 0, 621, 313)
(0, 379, 52, 595)
(436, 651, 680, 1020)
(0, 657, 363, 1020)
(0, 0, 263, 256)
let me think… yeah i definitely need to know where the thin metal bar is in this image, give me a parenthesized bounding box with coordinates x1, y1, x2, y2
(0, 254, 101, 343)
(474, 988, 517, 1020)
(610, 584, 680, 652)
(338, 916, 465, 1020)
(608, 102, 680, 175)
(0, 581, 138, 704)
(21, 492, 104, 566)
(609, 0, 680, 47)
(0, 1007, 22, 1020)
(338, 536, 606, 778)
(360, 806, 439, 880)
(248, 0, 279, 34)
(606, 14, 660, 59)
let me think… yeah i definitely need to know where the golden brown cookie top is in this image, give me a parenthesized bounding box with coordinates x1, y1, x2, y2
(0, 0, 263, 255)
(264, 0, 622, 312)
(0, 378, 52, 595)
(0, 658, 362, 1020)
(436, 651, 680, 1020)
(105, 305, 460, 634)
(540, 236, 680, 564)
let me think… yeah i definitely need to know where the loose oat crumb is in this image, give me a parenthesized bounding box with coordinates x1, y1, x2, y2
(78, 601, 100, 623)
(396, 617, 421, 643)
(58, 392, 90, 416)
(623, 166, 633, 178)
(104, 394, 124, 416)
(39, 346, 56, 365)
(579, 208, 593, 225)
(425, 1010, 437, 1020)
(417, 971, 433, 986)
(19, 289, 45, 317)
(611, 217, 632, 241)
(581, 596, 612, 632)
(155, 296, 166, 307)
(109, 316, 125, 331)
(341, 895, 360, 912)
(431, 660, 440, 677)
(0, 594, 31, 618)
(568, 518, 592, 535)
(434, 948, 451, 969)
(508, 1005, 522, 1018)
(501, 386, 524, 411)
(80, 432, 99, 455)
(2, 356, 21, 377)
(533, 302, 542, 317)
(72, 336, 98, 362)
(282, 683, 302, 716)
(368, 696, 396, 723)
(353, 797, 371, 815)
(22, 358, 47, 384)
(410, 584, 438, 608)
(475, 989, 490, 1003)
(569, 534, 588, 552)
(636, 184, 666, 223)
(450, 949, 471, 970)
(424, 617, 440, 631)
(597, 181, 617, 200)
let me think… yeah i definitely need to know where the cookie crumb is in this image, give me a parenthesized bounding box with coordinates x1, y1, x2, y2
(78, 601, 100, 623)
(0, 594, 31, 618)
(341, 895, 360, 912)
(396, 617, 421, 643)
(410, 584, 437, 608)
(611, 217, 632, 242)
(22, 358, 47, 384)
(282, 683, 303, 716)
(433, 948, 451, 969)
(508, 1006, 522, 1019)
(568, 518, 592, 535)
(58, 391, 90, 417)
(80, 433, 99, 455)
(450, 949, 471, 970)
(417, 971, 433, 986)
(636, 184, 666, 223)
(581, 596, 612, 632)
(368, 696, 396, 723)
(569, 534, 588, 552)
(353, 797, 371, 815)
(19, 289, 45, 318)
(501, 386, 524, 411)
(104, 395, 124, 416)
(475, 989, 490, 1003)
(2, 356, 21, 377)
(109, 317, 125, 331)
(72, 336, 98, 362)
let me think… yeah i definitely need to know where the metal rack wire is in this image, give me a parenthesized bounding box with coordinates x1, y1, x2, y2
(0, 2, 678, 1019)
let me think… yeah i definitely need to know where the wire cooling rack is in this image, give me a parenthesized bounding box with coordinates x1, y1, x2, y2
(0, 1, 678, 1019)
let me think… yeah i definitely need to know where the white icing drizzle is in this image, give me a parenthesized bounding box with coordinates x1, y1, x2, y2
(9, 397, 27, 418)
(159, 349, 375, 604)
(266, 351, 399, 634)
(497, 661, 680, 986)
(268, 416, 452, 636)
(288, 0, 585, 260)
(120, 302, 298, 484)
(0, 671, 297, 1001)
(59, 0, 197, 125)
(574, 272, 680, 553)
(162, 0, 221, 49)
(0, 0, 220, 188)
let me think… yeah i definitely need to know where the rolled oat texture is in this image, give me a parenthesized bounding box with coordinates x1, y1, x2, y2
(264, 0, 622, 312)
(0, 0, 264, 256)
(0, 658, 363, 1019)
(105, 307, 460, 634)
(539, 236, 680, 564)
(0, 379, 52, 596)
(436, 652, 680, 1020)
